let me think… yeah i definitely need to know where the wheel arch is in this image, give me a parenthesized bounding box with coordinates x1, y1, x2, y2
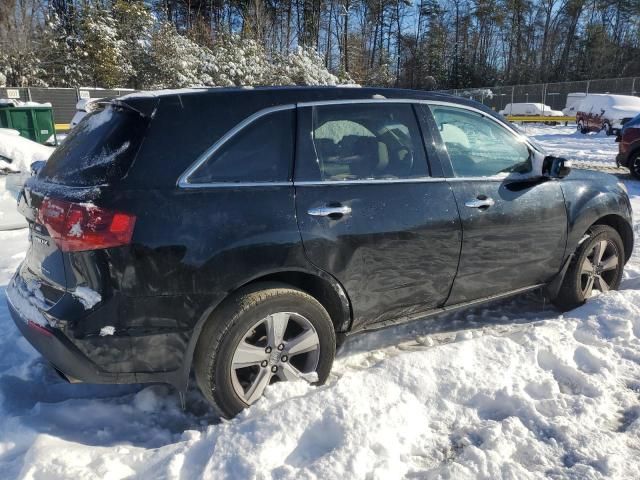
(547, 213, 632, 303)
(177, 268, 353, 391)
(237, 270, 353, 333)
(592, 214, 634, 263)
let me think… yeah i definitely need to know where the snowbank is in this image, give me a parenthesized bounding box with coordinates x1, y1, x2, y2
(0, 128, 638, 479)
(0, 176, 30, 230)
(0, 132, 53, 230)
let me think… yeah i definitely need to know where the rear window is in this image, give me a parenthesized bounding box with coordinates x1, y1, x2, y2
(39, 104, 149, 186)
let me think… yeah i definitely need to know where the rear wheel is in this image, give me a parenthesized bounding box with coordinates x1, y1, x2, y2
(194, 283, 336, 418)
(553, 225, 624, 311)
(629, 151, 640, 180)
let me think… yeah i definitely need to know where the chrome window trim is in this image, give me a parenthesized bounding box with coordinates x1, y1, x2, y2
(294, 177, 445, 186)
(421, 100, 527, 139)
(444, 175, 509, 182)
(179, 181, 292, 189)
(176, 98, 534, 189)
(176, 104, 296, 188)
(297, 98, 417, 108)
(293, 176, 507, 186)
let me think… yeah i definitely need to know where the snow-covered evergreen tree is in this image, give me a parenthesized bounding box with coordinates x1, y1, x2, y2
(273, 47, 343, 85)
(41, 12, 87, 87)
(147, 23, 211, 88)
(204, 34, 272, 87)
(82, 5, 131, 88)
(112, 0, 154, 89)
(1, 1, 345, 89)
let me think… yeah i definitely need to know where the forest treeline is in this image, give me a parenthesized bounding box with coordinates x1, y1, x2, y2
(1, 0, 639, 90)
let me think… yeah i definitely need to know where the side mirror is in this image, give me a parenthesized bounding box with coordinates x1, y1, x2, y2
(542, 156, 571, 179)
(31, 160, 46, 177)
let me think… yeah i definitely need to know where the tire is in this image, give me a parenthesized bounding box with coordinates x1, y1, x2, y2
(578, 120, 588, 134)
(629, 151, 640, 180)
(194, 282, 336, 418)
(603, 122, 613, 136)
(552, 225, 625, 311)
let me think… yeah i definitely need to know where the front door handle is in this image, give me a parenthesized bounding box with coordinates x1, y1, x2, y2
(465, 197, 495, 209)
(307, 205, 352, 218)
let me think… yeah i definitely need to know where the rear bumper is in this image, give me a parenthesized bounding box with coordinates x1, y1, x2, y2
(5, 275, 186, 387)
(6, 282, 110, 384)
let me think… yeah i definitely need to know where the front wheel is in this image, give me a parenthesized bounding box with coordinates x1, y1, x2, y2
(552, 225, 624, 311)
(194, 283, 336, 418)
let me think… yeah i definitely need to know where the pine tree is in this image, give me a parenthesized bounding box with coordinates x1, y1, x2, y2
(41, 11, 87, 87)
(82, 5, 132, 88)
(112, 0, 155, 89)
(147, 23, 209, 88)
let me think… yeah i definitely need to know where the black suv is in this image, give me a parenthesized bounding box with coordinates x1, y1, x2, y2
(6, 87, 634, 417)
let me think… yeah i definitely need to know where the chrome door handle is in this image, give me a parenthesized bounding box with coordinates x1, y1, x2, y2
(307, 205, 352, 217)
(465, 198, 495, 209)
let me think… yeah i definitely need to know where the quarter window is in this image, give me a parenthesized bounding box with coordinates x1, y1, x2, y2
(188, 108, 294, 184)
(310, 103, 428, 181)
(430, 105, 532, 177)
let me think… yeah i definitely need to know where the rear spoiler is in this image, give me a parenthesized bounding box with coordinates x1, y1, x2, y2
(92, 97, 158, 119)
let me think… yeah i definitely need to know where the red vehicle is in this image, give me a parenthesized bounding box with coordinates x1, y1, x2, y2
(616, 113, 640, 179)
(576, 94, 640, 136)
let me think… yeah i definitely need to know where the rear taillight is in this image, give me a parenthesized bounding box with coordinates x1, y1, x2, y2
(38, 197, 136, 252)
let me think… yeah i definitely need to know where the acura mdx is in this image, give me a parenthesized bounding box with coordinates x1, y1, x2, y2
(6, 87, 634, 417)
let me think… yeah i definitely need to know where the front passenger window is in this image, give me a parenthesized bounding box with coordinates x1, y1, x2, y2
(431, 106, 531, 177)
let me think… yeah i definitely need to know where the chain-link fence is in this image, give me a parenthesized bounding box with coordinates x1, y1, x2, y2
(440, 76, 640, 112)
(0, 87, 135, 124)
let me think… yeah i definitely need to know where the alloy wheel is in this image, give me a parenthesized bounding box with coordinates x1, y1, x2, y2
(580, 239, 620, 298)
(230, 312, 321, 404)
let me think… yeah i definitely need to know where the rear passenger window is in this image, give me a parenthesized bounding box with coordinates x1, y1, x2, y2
(310, 104, 428, 181)
(188, 108, 294, 184)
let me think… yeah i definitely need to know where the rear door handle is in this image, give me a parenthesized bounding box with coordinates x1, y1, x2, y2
(465, 197, 495, 209)
(307, 205, 352, 218)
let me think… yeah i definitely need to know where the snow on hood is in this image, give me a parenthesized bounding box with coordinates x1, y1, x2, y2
(0, 131, 53, 173)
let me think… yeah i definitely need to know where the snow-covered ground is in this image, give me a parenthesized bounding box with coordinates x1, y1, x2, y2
(518, 125, 620, 168)
(1, 126, 639, 479)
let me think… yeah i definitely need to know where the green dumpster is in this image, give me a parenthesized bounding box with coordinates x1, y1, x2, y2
(0, 104, 56, 144)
